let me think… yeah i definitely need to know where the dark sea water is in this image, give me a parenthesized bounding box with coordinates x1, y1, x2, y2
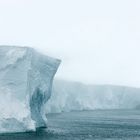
(0, 110, 140, 140)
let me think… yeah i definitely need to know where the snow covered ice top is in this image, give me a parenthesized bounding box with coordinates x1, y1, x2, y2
(0, 46, 60, 133)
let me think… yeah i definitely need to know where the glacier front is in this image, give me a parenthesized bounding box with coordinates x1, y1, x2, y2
(0, 46, 60, 133)
(46, 80, 140, 113)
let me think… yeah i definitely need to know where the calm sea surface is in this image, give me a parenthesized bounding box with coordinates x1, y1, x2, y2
(0, 110, 140, 140)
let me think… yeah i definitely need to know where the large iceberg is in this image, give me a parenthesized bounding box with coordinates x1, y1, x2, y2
(46, 79, 140, 113)
(0, 46, 60, 133)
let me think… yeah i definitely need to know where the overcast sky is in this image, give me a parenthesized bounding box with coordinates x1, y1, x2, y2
(0, 0, 140, 87)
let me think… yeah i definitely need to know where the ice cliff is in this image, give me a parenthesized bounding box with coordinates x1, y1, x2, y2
(0, 46, 60, 133)
(46, 80, 140, 113)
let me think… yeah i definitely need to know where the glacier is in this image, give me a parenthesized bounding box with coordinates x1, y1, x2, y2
(0, 46, 60, 133)
(46, 80, 140, 113)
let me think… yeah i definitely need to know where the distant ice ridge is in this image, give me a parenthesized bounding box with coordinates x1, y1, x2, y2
(46, 80, 140, 113)
(0, 46, 60, 133)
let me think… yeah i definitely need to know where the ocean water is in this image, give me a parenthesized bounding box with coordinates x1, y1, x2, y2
(0, 110, 140, 140)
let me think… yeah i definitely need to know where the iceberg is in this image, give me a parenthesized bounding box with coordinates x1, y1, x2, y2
(46, 80, 140, 113)
(0, 46, 60, 133)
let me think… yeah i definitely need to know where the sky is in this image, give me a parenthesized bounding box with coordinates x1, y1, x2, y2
(0, 0, 140, 87)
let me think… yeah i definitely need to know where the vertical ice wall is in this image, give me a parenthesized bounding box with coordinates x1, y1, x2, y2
(46, 80, 140, 113)
(0, 46, 60, 133)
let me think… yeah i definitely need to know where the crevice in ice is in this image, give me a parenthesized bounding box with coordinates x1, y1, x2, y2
(30, 88, 46, 128)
